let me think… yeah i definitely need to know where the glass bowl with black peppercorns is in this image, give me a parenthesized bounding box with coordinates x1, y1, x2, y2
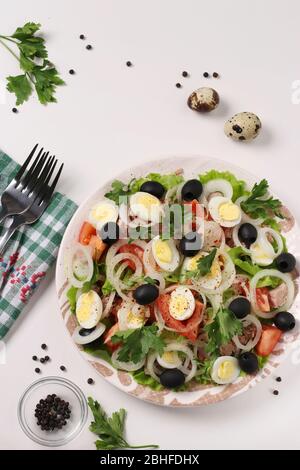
(18, 376, 88, 447)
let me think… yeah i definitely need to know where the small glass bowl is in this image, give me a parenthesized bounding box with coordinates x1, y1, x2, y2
(18, 376, 88, 447)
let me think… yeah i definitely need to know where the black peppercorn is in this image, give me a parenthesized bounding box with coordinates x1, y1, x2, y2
(86, 44, 92, 50)
(79, 34, 85, 39)
(87, 378, 94, 385)
(182, 71, 189, 77)
(203, 72, 209, 78)
(126, 60, 132, 67)
(32, 355, 38, 361)
(273, 390, 279, 396)
(175, 82, 182, 88)
(213, 72, 219, 78)
(44, 356, 50, 362)
(40, 358, 45, 364)
(69, 69, 75, 75)
(60, 365, 66, 371)
(12, 107, 18, 113)
(35, 368, 41, 374)
(41, 343, 47, 350)
(276, 377, 282, 382)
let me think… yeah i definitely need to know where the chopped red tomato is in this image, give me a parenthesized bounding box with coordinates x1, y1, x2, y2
(256, 325, 282, 356)
(89, 235, 107, 261)
(118, 243, 144, 271)
(156, 294, 204, 342)
(184, 199, 204, 230)
(103, 323, 120, 352)
(79, 221, 96, 245)
(256, 287, 270, 312)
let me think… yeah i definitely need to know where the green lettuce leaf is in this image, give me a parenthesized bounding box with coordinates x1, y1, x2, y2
(66, 286, 77, 313)
(199, 170, 248, 201)
(228, 246, 261, 276)
(130, 172, 184, 193)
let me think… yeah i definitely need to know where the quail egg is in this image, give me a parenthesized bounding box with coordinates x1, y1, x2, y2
(224, 112, 261, 141)
(187, 87, 219, 112)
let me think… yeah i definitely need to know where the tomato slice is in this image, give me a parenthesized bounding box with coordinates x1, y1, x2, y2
(256, 325, 282, 357)
(156, 294, 204, 342)
(184, 199, 204, 230)
(79, 221, 96, 245)
(103, 323, 120, 352)
(118, 244, 144, 271)
(89, 235, 107, 261)
(256, 287, 270, 313)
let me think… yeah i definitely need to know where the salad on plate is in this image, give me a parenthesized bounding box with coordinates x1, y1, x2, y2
(65, 169, 297, 391)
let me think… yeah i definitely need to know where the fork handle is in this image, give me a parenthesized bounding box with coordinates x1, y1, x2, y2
(0, 214, 25, 255)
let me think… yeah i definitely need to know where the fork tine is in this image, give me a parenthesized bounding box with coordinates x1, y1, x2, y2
(14, 143, 39, 181)
(25, 152, 52, 194)
(44, 157, 58, 186)
(30, 155, 57, 195)
(18, 147, 45, 188)
(39, 163, 64, 205)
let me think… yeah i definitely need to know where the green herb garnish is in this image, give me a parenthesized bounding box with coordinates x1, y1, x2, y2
(88, 397, 158, 450)
(186, 248, 217, 279)
(0, 22, 64, 105)
(204, 307, 242, 354)
(241, 179, 282, 219)
(111, 325, 165, 364)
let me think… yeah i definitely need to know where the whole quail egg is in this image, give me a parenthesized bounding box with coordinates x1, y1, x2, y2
(187, 87, 219, 112)
(224, 112, 261, 141)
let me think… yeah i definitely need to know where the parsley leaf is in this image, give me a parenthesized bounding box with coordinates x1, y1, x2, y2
(88, 397, 158, 450)
(241, 179, 282, 219)
(0, 22, 64, 105)
(204, 307, 242, 355)
(186, 248, 217, 279)
(104, 180, 133, 205)
(112, 325, 165, 364)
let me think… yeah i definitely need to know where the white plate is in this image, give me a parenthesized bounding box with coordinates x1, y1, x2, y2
(56, 156, 300, 407)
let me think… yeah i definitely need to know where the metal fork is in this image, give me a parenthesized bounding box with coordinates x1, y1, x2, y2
(0, 162, 64, 255)
(0, 144, 53, 224)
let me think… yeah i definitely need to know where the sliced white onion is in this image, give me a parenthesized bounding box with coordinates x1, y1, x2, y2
(203, 179, 233, 200)
(145, 352, 161, 382)
(106, 252, 143, 301)
(72, 323, 106, 345)
(161, 343, 197, 382)
(232, 224, 251, 254)
(112, 349, 145, 371)
(250, 269, 295, 318)
(260, 227, 283, 256)
(102, 291, 116, 318)
(142, 240, 166, 291)
(206, 293, 222, 315)
(67, 243, 94, 288)
(232, 314, 262, 351)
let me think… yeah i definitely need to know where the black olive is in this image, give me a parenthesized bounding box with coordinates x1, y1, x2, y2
(238, 223, 258, 247)
(79, 326, 96, 337)
(238, 352, 259, 374)
(275, 253, 296, 273)
(179, 231, 202, 257)
(274, 312, 296, 331)
(181, 179, 203, 201)
(140, 181, 165, 199)
(133, 284, 159, 305)
(159, 369, 185, 389)
(99, 222, 120, 246)
(228, 297, 251, 319)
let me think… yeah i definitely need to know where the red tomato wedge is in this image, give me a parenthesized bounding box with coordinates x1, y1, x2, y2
(89, 235, 107, 261)
(79, 221, 96, 245)
(156, 294, 204, 342)
(256, 325, 282, 357)
(118, 244, 144, 271)
(256, 287, 270, 313)
(103, 323, 120, 352)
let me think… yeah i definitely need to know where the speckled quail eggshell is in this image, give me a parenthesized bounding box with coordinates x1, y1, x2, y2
(224, 112, 262, 141)
(187, 87, 219, 112)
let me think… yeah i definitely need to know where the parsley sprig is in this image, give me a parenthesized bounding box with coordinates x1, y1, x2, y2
(186, 248, 217, 279)
(204, 307, 242, 354)
(241, 179, 282, 219)
(0, 22, 64, 105)
(112, 324, 165, 363)
(88, 397, 158, 450)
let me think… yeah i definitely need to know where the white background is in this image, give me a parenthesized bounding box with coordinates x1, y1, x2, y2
(0, 0, 300, 450)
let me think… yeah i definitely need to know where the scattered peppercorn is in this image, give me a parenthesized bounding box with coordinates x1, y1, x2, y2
(32, 355, 38, 361)
(79, 34, 85, 40)
(182, 71, 189, 78)
(203, 72, 209, 78)
(273, 390, 279, 396)
(45, 356, 50, 362)
(175, 82, 182, 88)
(12, 107, 18, 113)
(41, 344, 47, 350)
(126, 61, 132, 67)
(40, 358, 45, 364)
(34, 394, 71, 431)
(60, 365, 66, 371)
(35, 368, 41, 374)
(276, 377, 282, 382)
(87, 378, 94, 385)
(69, 69, 75, 75)
(212, 72, 219, 78)
(86, 44, 92, 50)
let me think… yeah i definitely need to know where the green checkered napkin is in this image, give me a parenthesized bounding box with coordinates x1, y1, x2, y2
(0, 151, 77, 339)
